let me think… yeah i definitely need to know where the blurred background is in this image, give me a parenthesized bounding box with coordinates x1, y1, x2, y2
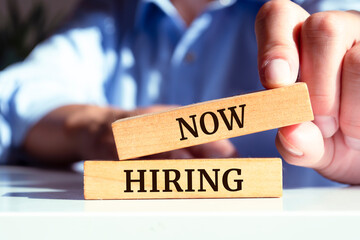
(0, 0, 81, 70)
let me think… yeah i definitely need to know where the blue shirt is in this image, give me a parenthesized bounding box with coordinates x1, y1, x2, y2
(1, 0, 358, 187)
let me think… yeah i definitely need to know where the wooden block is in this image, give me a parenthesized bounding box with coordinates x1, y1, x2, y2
(84, 158, 282, 199)
(112, 83, 313, 160)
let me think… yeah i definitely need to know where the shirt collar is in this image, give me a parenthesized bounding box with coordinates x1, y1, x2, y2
(137, 0, 239, 30)
(144, 0, 239, 11)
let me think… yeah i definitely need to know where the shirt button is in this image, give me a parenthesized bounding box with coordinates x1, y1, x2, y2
(185, 52, 195, 63)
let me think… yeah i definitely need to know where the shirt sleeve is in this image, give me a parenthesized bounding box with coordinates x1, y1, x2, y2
(0, 10, 119, 163)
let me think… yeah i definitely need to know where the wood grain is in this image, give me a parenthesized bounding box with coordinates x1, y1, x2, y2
(84, 158, 282, 200)
(112, 83, 313, 160)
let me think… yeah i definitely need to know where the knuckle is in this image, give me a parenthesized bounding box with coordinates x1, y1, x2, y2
(344, 46, 360, 75)
(303, 12, 343, 40)
(340, 118, 360, 134)
(309, 93, 336, 114)
(310, 92, 333, 101)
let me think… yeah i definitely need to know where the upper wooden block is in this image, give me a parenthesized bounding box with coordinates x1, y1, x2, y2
(112, 83, 313, 160)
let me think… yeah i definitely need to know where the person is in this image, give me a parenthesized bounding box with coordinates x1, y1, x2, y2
(0, 0, 359, 188)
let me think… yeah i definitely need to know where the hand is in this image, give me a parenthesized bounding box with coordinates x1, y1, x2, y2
(24, 104, 237, 164)
(67, 104, 238, 160)
(255, 0, 360, 184)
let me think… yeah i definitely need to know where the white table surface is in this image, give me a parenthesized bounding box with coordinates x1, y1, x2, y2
(1, 165, 360, 240)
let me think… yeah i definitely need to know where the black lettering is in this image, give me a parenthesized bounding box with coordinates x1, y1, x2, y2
(163, 169, 183, 192)
(217, 104, 246, 130)
(200, 112, 219, 135)
(198, 169, 220, 192)
(124, 169, 147, 193)
(223, 168, 243, 191)
(150, 169, 160, 192)
(185, 169, 195, 192)
(176, 115, 198, 141)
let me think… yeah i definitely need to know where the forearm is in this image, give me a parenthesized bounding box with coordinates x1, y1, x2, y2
(23, 104, 127, 165)
(22, 103, 240, 166)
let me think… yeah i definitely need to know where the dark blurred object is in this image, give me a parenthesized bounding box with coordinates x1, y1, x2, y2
(0, 0, 78, 70)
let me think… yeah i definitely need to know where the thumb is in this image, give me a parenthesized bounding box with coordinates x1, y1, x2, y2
(255, 0, 309, 88)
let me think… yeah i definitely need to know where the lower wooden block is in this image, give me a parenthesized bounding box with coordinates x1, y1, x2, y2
(84, 158, 282, 199)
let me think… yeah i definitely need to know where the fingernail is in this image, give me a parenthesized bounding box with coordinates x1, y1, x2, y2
(278, 131, 303, 157)
(313, 116, 338, 138)
(344, 136, 360, 151)
(264, 59, 292, 87)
